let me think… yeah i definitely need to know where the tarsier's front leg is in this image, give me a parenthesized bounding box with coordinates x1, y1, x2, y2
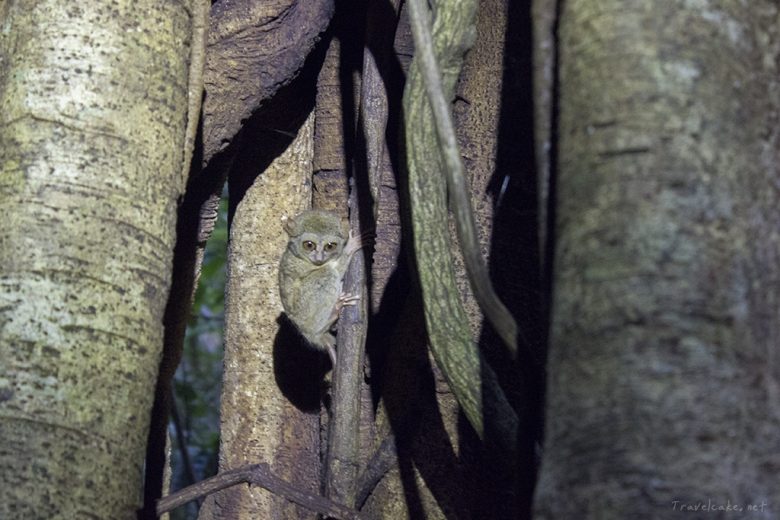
(321, 334, 338, 368)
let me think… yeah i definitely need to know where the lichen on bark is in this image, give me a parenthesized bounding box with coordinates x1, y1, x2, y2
(0, 1, 194, 517)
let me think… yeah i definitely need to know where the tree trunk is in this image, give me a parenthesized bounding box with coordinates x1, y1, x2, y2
(200, 114, 319, 520)
(0, 1, 194, 517)
(535, 2, 780, 518)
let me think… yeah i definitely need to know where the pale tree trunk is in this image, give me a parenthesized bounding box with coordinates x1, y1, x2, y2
(164, 0, 333, 517)
(0, 1, 194, 518)
(535, 2, 780, 518)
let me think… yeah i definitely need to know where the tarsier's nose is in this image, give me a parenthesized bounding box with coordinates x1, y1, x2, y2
(314, 250, 326, 264)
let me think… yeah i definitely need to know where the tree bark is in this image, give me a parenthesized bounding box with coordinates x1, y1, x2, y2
(359, 0, 541, 516)
(200, 114, 318, 520)
(143, 3, 209, 516)
(453, 0, 542, 517)
(203, 0, 334, 164)
(535, 2, 780, 518)
(0, 1, 193, 517)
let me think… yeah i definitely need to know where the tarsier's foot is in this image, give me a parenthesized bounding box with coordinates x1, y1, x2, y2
(327, 292, 361, 324)
(320, 333, 338, 368)
(356, 228, 376, 245)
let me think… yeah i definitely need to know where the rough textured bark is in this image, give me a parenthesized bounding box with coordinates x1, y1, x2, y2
(535, 2, 780, 518)
(0, 1, 193, 517)
(356, 8, 404, 508)
(313, 32, 353, 214)
(310, 1, 371, 507)
(326, 199, 369, 508)
(203, 0, 334, 164)
(358, 1, 539, 516)
(332, 5, 441, 518)
(150, 1, 331, 516)
(452, 0, 507, 336)
(202, 114, 318, 520)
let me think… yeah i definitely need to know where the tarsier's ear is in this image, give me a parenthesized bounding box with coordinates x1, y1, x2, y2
(282, 215, 297, 236)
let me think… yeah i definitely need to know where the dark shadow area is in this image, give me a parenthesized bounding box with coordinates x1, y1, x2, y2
(543, 0, 562, 336)
(273, 314, 331, 412)
(226, 42, 324, 223)
(396, 354, 472, 519)
(352, 0, 465, 515)
(364, 257, 410, 407)
(141, 112, 222, 520)
(360, 0, 409, 411)
(471, 0, 546, 519)
(355, 0, 545, 515)
(321, 0, 463, 513)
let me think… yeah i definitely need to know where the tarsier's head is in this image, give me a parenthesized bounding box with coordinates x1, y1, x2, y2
(283, 210, 348, 266)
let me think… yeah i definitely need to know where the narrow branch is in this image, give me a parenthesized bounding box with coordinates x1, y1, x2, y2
(327, 181, 369, 507)
(406, 0, 519, 357)
(169, 391, 198, 502)
(179, 0, 208, 187)
(360, 0, 402, 218)
(156, 463, 364, 520)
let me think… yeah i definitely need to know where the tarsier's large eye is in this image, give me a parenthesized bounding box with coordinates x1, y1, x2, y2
(324, 242, 337, 252)
(302, 240, 316, 252)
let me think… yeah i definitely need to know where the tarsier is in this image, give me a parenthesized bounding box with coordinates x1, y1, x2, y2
(278, 210, 367, 366)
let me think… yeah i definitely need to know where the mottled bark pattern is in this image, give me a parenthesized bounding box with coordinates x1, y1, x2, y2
(536, 2, 780, 518)
(0, 1, 192, 517)
(405, 0, 521, 456)
(203, 0, 334, 164)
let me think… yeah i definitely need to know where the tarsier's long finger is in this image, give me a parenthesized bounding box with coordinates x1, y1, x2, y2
(357, 229, 375, 244)
(346, 229, 376, 255)
(326, 293, 361, 325)
(337, 293, 361, 307)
